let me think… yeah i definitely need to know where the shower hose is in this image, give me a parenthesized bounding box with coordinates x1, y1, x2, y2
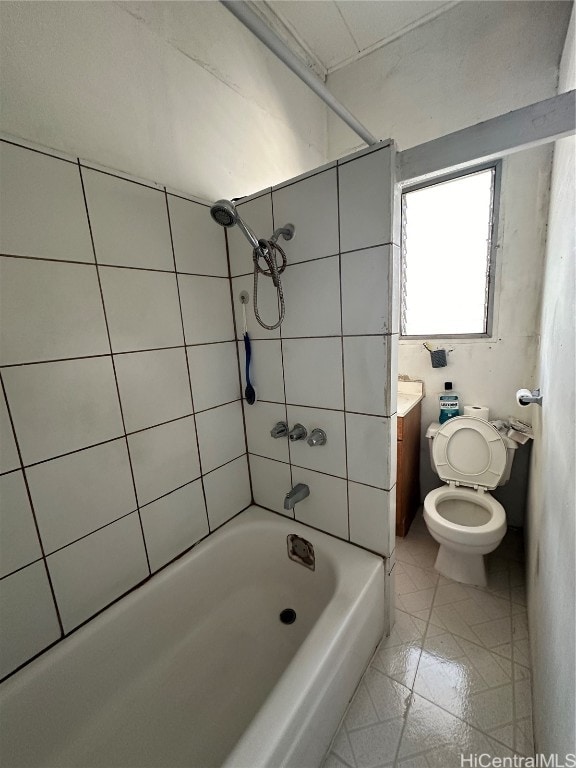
(252, 239, 287, 330)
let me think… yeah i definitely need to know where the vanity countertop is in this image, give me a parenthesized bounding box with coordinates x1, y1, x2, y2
(397, 380, 424, 418)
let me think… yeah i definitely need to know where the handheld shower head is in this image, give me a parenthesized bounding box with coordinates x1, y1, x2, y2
(210, 199, 259, 250)
(210, 199, 237, 228)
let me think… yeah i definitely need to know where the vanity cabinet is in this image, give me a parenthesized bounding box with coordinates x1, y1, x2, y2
(396, 401, 422, 537)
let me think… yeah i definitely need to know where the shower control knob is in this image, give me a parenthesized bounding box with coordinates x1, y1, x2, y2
(288, 424, 308, 441)
(307, 428, 327, 447)
(270, 421, 288, 439)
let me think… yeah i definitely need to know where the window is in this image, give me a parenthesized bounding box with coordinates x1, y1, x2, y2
(400, 164, 500, 337)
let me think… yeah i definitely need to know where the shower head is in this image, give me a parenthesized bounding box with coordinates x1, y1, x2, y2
(210, 199, 237, 228)
(210, 199, 260, 250)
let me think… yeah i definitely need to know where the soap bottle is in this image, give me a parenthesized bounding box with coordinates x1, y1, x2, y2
(439, 382, 460, 424)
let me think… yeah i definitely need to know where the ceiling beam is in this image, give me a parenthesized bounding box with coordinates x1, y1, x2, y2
(397, 90, 576, 183)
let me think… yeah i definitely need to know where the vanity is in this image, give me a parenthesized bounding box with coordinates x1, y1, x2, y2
(396, 381, 424, 537)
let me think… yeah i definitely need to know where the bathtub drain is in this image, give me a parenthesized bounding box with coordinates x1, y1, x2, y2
(279, 608, 296, 625)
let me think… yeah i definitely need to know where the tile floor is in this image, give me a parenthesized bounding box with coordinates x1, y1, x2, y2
(324, 511, 532, 768)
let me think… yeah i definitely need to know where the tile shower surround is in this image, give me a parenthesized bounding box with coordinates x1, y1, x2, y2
(231, 144, 399, 558)
(0, 139, 251, 679)
(0, 137, 398, 681)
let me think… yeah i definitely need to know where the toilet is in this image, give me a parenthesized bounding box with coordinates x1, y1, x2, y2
(424, 416, 518, 586)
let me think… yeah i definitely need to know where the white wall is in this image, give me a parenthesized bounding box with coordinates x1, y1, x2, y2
(526, 8, 576, 756)
(327, 1, 572, 157)
(0, 1, 326, 200)
(0, 138, 250, 680)
(399, 146, 552, 523)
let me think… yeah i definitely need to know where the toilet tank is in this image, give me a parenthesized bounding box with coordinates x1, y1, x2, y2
(425, 421, 518, 486)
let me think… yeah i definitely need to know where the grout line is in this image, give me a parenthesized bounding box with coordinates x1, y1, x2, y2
(226, 226, 254, 504)
(0, 341, 240, 371)
(336, 163, 351, 540)
(78, 161, 152, 575)
(1, 252, 95, 267)
(390, 566, 442, 765)
(272, 191, 294, 501)
(0, 374, 65, 636)
(254, 398, 394, 418)
(0, 252, 227, 279)
(0, 556, 44, 582)
(509, 559, 517, 752)
(39, 509, 140, 560)
(164, 188, 211, 533)
(0, 137, 78, 164)
(5, 406, 244, 476)
(248, 452, 394, 493)
(233, 333, 394, 341)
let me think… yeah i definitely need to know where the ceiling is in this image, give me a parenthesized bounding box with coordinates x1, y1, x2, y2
(254, 0, 460, 76)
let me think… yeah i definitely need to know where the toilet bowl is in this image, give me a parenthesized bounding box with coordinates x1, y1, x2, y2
(423, 416, 516, 586)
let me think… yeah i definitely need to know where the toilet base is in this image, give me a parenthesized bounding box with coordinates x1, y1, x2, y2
(434, 544, 487, 587)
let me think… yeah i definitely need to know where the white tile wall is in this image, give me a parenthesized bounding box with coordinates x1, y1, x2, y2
(1, 137, 398, 679)
(0, 139, 249, 678)
(279, 257, 341, 338)
(349, 482, 394, 556)
(195, 401, 246, 473)
(3, 358, 124, 465)
(0, 561, 61, 679)
(249, 455, 292, 516)
(100, 267, 183, 353)
(82, 169, 174, 270)
(140, 480, 208, 572)
(204, 455, 251, 529)
(244, 401, 290, 462)
(0, 471, 42, 578)
(291, 467, 348, 539)
(128, 416, 201, 506)
(179, 275, 235, 345)
(187, 342, 240, 412)
(343, 336, 392, 416)
(272, 169, 339, 263)
(287, 406, 346, 478)
(341, 245, 393, 335)
(0, 395, 20, 474)
(283, 338, 344, 409)
(338, 147, 393, 252)
(26, 439, 137, 553)
(115, 347, 192, 432)
(0, 142, 93, 262)
(167, 195, 228, 277)
(47, 513, 149, 632)
(346, 413, 394, 489)
(228, 193, 273, 277)
(243, 144, 398, 559)
(0, 258, 109, 365)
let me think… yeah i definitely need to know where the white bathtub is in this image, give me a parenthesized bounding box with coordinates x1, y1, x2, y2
(0, 506, 385, 768)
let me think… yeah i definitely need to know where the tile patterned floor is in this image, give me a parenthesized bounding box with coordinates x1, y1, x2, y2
(323, 512, 532, 768)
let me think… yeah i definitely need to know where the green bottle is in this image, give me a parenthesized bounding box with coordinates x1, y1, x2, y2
(439, 381, 460, 424)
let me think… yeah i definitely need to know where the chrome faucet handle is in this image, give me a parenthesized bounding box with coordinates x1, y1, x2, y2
(270, 421, 288, 438)
(307, 428, 327, 447)
(288, 423, 308, 441)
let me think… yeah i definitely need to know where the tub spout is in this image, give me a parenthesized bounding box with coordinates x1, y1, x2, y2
(284, 483, 310, 510)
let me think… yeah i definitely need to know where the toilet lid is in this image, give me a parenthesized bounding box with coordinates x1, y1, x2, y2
(432, 416, 507, 490)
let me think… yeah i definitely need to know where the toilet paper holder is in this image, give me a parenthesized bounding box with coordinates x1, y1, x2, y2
(517, 388, 543, 407)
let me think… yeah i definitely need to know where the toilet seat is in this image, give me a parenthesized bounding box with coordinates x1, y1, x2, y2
(432, 416, 507, 490)
(424, 486, 506, 547)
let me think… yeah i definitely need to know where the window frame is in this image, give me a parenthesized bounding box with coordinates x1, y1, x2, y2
(399, 160, 502, 340)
